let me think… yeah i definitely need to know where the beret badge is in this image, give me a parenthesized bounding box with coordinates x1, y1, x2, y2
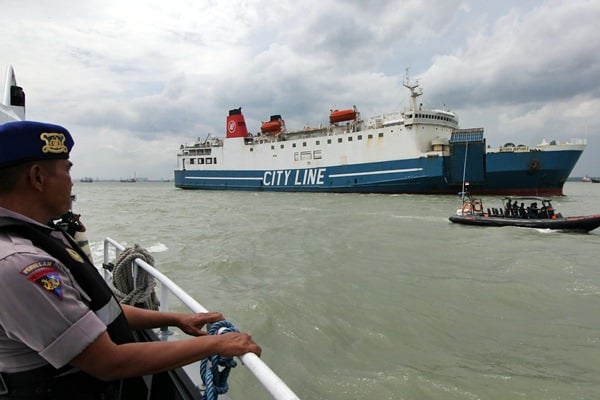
(40, 132, 69, 154)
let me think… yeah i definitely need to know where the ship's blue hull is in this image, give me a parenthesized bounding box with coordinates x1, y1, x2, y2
(174, 147, 583, 195)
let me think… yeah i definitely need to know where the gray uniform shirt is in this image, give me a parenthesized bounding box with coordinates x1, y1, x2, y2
(0, 207, 106, 373)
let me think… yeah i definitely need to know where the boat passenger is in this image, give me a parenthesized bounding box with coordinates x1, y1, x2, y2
(0, 121, 262, 400)
(519, 203, 526, 218)
(511, 202, 519, 217)
(529, 202, 539, 218)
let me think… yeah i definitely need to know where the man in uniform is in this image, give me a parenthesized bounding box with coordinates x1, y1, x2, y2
(0, 121, 261, 399)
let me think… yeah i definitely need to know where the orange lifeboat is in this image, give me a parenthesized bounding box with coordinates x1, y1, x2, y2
(260, 115, 285, 134)
(329, 108, 357, 124)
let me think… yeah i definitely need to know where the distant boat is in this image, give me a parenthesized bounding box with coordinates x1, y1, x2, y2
(582, 175, 599, 183)
(80, 177, 93, 183)
(120, 177, 137, 183)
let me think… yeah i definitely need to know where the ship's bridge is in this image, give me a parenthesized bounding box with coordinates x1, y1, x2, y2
(403, 109, 459, 129)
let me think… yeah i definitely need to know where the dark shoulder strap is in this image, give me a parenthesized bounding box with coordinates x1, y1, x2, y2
(0, 216, 90, 264)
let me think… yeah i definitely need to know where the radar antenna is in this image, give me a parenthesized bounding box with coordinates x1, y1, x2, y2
(403, 68, 423, 111)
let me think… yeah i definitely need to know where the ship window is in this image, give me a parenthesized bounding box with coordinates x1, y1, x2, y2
(338, 138, 343, 143)
(327, 139, 332, 144)
(368, 134, 373, 139)
(271, 145, 275, 150)
(316, 140, 320, 145)
(199, 158, 204, 164)
(348, 136, 353, 142)
(314, 150, 322, 159)
(280, 144, 284, 149)
(294, 152, 299, 161)
(213, 157, 217, 164)
(303, 142, 307, 147)
(378, 132, 384, 138)
(301, 151, 312, 160)
(358, 135, 362, 140)
(206, 158, 212, 164)
(190, 158, 195, 165)
(292, 143, 297, 148)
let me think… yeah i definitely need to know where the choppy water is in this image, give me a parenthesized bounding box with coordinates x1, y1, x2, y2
(73, 181, 600, 400)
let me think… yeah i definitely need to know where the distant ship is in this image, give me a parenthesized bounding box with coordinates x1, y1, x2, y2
(174, 76, 585, 196)
(80, 177, 94, 183)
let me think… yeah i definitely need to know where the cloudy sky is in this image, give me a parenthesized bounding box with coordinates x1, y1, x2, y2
(3, 0, 599, 180)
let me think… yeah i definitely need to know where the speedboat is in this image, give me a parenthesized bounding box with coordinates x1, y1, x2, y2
(449, 194, 600, 233)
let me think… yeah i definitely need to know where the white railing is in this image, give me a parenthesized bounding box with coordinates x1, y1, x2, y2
(103, 237, 300, 400)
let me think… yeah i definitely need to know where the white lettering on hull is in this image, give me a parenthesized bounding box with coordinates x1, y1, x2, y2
(263, 168, 326, 186)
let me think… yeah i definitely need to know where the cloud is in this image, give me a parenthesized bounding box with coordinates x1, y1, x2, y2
(422, 1, 600, 106)
(3, 0, 599, 178)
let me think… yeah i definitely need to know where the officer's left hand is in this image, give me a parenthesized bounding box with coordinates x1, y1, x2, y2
(178, 312, 225, 336)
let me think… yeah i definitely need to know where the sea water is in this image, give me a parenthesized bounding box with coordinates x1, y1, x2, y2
(73, 181, 600, 400)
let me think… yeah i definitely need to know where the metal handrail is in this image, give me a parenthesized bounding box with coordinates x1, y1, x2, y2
(103, 237, 300, 400)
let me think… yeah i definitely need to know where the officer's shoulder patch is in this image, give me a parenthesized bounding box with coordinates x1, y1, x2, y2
(20, 260, 63, 300)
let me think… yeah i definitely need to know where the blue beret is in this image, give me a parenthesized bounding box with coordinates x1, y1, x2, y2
(0, 121, 74, 168)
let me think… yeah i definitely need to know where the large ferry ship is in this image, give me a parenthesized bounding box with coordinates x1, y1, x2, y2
(175, 78, 586, 196)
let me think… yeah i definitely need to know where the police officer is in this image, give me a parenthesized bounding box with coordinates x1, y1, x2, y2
(0, 121, 261, 399)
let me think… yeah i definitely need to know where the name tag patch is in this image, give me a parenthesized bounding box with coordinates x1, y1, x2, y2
(21, 261, 64, 300)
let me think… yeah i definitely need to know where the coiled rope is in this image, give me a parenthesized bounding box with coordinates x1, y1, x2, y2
(110, 244, 160, 310)
(200, 321, 239, 400)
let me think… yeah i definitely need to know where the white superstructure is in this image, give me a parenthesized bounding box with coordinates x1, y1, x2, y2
(1, 65, 25, 123)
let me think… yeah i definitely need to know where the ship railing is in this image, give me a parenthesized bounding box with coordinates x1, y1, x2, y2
(102, 237, 301, 400)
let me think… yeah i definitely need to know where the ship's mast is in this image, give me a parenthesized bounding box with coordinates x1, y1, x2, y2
(403, 68, 423, 112)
